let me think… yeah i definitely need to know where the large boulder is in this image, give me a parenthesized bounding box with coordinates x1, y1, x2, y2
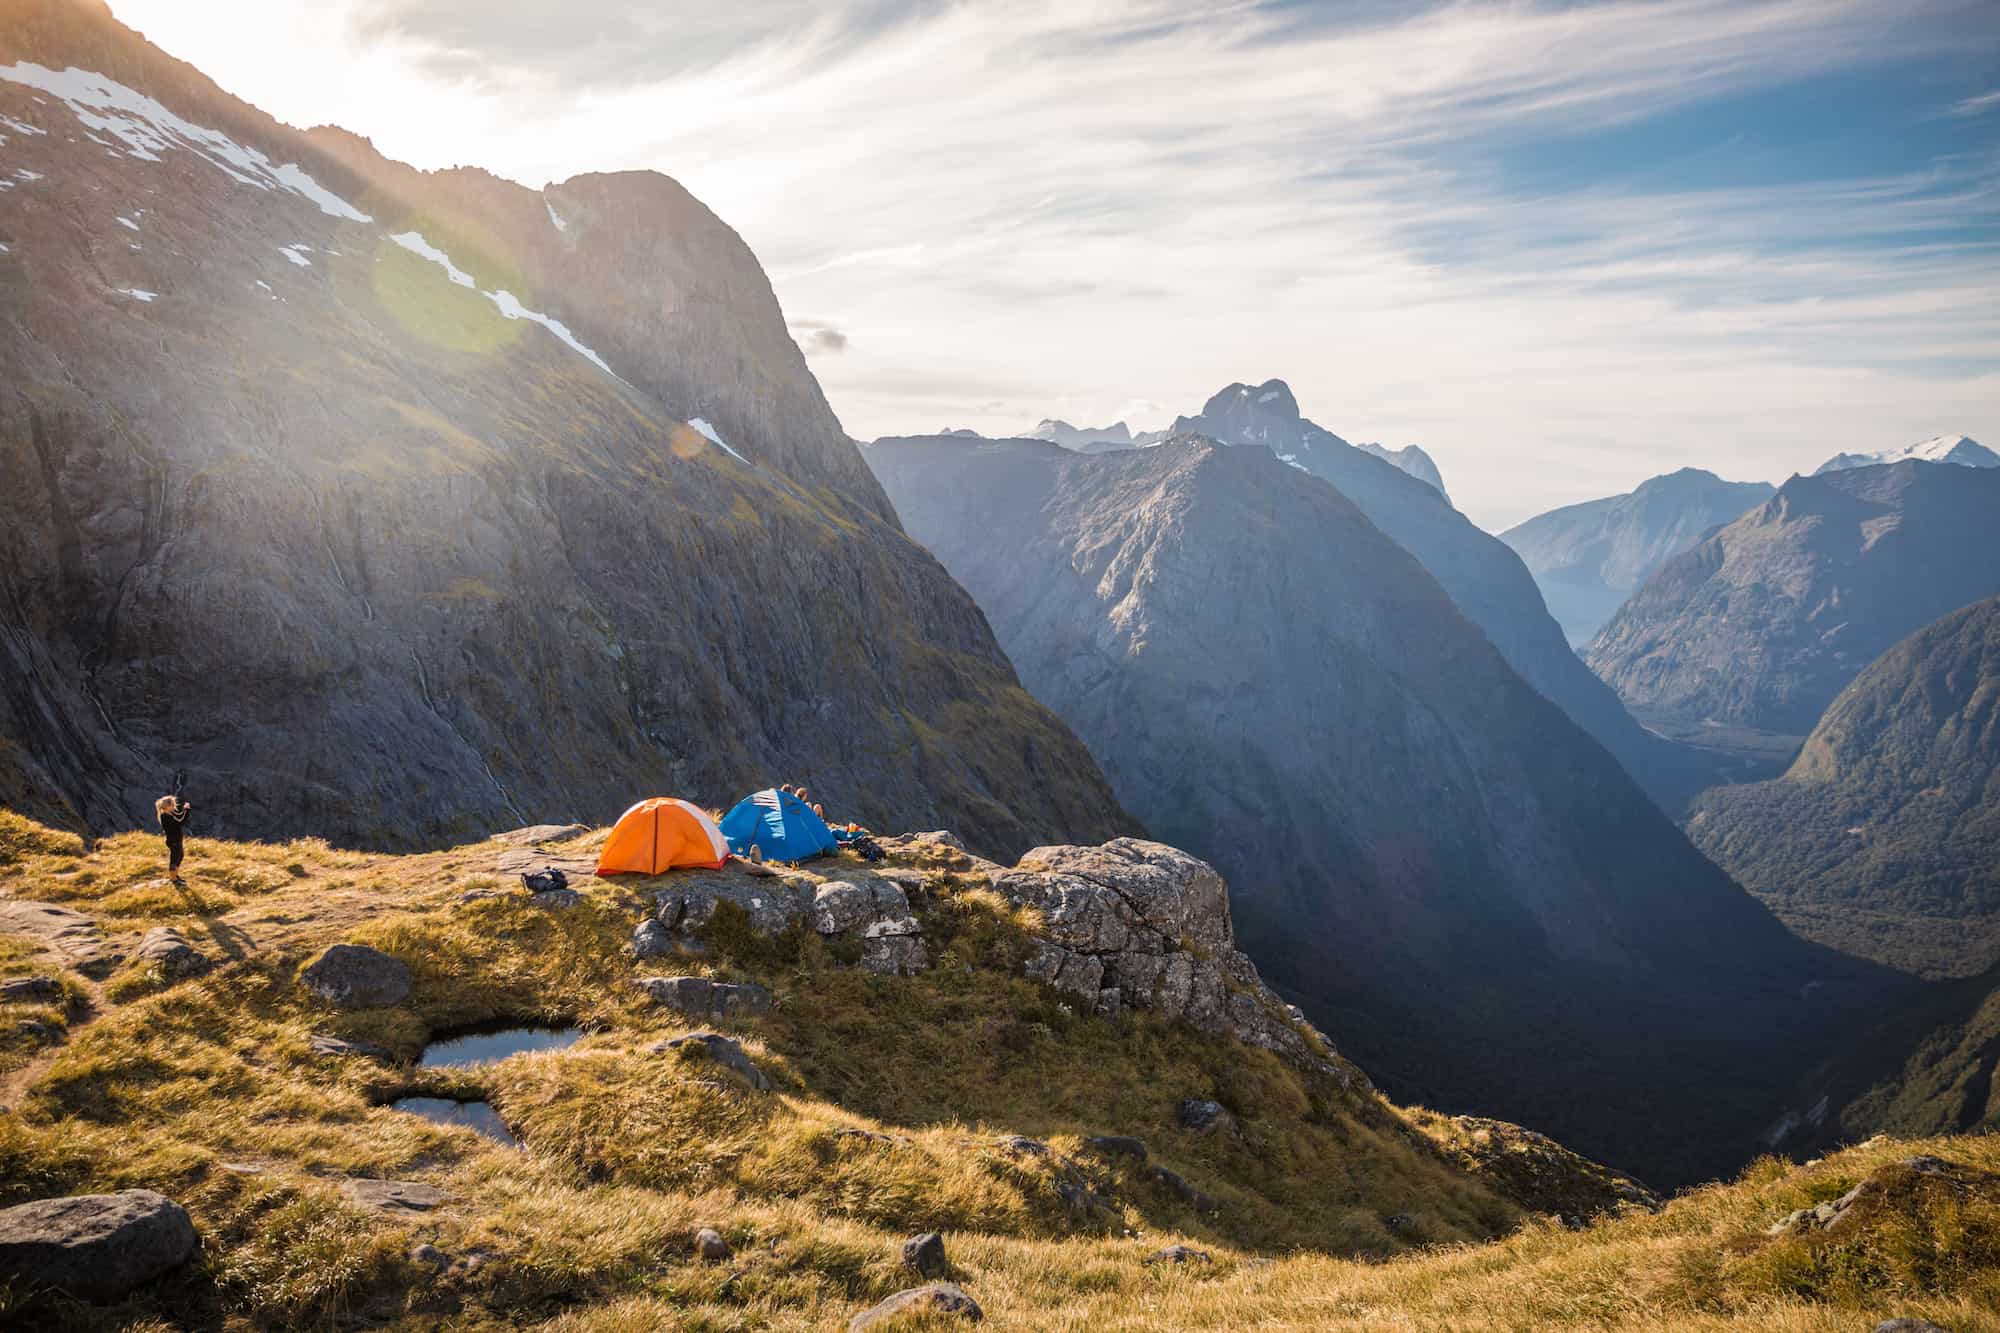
(0, 1190, 197, 1300)
(300, 944, 411, 1009)
(995, 840, 1362, 1087)
(849, 1282, 983, 1329)
(1013, 840, 1232, 952)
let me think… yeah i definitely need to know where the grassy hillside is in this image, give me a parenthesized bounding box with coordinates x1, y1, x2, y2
(0, 812, 1992, 1329)
(1689, 595, 2000, 979)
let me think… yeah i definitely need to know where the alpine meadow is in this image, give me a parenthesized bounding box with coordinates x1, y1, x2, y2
(2, 1, 1999, 1330)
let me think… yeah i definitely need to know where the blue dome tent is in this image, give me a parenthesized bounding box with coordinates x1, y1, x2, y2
(718, 788, 842, 863)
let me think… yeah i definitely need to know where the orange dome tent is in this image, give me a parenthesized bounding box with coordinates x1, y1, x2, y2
(596, 798, 729, 876)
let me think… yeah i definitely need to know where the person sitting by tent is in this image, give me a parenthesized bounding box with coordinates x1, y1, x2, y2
(156, 794, 192, 880)
(719, 788, 841, 864)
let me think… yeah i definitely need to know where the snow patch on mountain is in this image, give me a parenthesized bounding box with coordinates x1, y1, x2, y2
(488, 289, 621, 379)
(0, 62, 372, 222)
(389, 230, 474, 286)
(389, 228, 620, 380)
(116, 287, 154, 302)
(1814, 434, 1997, 475)
(688, 417, 751, 464)
(545, 199, 568, 233)
(278, 244, 311, 267)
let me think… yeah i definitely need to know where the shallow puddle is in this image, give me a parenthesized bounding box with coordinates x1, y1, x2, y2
(390, 1097, 521, 1148)
(417, 1025, 581, 1069)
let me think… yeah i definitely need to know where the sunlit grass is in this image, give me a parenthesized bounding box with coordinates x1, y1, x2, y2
(0, 808, 1993, 1330)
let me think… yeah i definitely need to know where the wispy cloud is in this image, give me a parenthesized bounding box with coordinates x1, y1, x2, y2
(790, 318, 851, 355)
(108, 0, 2000, 527)
(1950, 88, 2000, 116)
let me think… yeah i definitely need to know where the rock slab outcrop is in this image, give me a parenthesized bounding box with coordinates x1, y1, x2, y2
(0, 898, 120, 978)
(635, 976, 773, 1021)
(654, 874, 928, 976)
(341, 1179, 447, 1214)
(996, 839, 1361, 1086)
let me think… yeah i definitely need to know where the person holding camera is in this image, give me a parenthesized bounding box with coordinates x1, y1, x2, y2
(155, 794, 192, 880)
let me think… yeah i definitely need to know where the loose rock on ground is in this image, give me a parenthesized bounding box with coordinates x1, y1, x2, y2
(849, 1281, 983, 1329)
(1144, 1244, 1212, 1266)
(300, 944, 411, 1008)
(0, 1189, 197, 1301)
(653, 1030, 772, 1092)
(133, 926, 212, 981)
(902, 1231, 949, 1277)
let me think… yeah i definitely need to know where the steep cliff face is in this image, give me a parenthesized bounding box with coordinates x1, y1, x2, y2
(0, 0, 1130, 856)
(1588, 462, 2000, 739)
(1689, 595, 2000, 979)
(864, 432, 1891, 1185)
(1165, 381, 1703, 806)
(1501, 469, 1775, 648)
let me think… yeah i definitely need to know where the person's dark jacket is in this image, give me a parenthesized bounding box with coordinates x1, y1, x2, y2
(160, 802, 190, 858)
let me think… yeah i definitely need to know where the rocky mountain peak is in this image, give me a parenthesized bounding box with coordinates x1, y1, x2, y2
(1182, 379, 1308, 440)
(1030, 418, 1135, 451)
(1589, 460, 2000, 737)
(1814, 433, 1997, 476)
(0, 0, 1130, 853)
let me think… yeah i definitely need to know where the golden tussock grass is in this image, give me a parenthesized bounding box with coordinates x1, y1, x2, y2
(0, 810, 1994, 1330)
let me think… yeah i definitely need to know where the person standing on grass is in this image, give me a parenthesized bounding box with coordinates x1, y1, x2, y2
(156, 794, 192, 880)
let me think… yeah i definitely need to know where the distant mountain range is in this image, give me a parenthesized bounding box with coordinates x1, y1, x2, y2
(1161, 380, 1701, 805)
(864, 430, 1892, 1186)
(1501, 469, 1775, 648)
(1815, 434, 1997, 476)
(1028, 419, 1156, 452)
(1689, 594, 2000, 980)
(1027, 404, 1450, 497)
(1588, 461, 2000, 739)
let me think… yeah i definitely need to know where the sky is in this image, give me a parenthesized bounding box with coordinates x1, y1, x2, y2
(106, 0, 2000, 530)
